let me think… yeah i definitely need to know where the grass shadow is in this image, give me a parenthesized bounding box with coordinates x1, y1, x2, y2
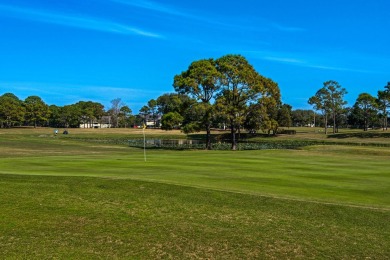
(328, 132, 390, 139)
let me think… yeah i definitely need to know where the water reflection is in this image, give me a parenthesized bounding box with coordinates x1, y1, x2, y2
(147, 139, 204, 146)
(128, 139, 205, 148)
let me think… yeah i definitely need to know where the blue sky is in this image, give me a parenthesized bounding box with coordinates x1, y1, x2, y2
(1, 0, 389, 112)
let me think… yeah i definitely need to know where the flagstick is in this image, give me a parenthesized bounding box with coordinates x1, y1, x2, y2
(143, 126, 146, 162)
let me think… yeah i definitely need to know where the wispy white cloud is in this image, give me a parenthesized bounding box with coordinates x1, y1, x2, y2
(112, 0, 237, 32)
(0, 4, 162, 38)
(112, 0, 185, 17)
(304, 64, 375, 73)
(244, 50, 306, 64)
(243, 50, 379, 73)
(263, 56, 305, 64)
(110, 0, 302, 34)
(272, 23, 306, 32)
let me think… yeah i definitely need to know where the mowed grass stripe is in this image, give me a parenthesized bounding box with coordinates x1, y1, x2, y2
(1, 129, 390, 258)
(0, 174, 389, 259)
(1, 147, 389, 208)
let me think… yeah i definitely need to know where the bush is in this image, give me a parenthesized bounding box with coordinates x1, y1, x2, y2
(128, 139, 319, 150)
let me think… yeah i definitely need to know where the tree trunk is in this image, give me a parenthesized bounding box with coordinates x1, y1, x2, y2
(333, 112, 336, 134)
(364, 117, 368, 131)
(313, 112, 316, 127)
(324, 114, 328, 134)
(230, 120, 237, 150)
(206, 124, 212, 150)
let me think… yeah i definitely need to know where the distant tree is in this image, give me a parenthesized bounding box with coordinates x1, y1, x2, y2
(109, 98, 125, 128)
(308, 88, 329, 132)
(277, 104, 293, 128)
(91, 102, 105, 126)
(119, 105, 132, 128)
(291, 109, 313, 127)
(180, 103, 206, 134)
(77, 101, 93, 128)
(133, 114, 144, 127)
(0, 93, 25, 128)
(156, 93, 182, 115)
(160, 112, 183, 130)
(2, 93, 20, 100)
(243, 94, 281, 136)
(139, 99, 159, 128)
(73, 101, 104, 128)
(325, 81, 347, 133)
(309, 81, 347, 134)
(48, 104, 80, 128)
(353, 93, 378, 131)
(377, 82, 390, 130)
(244, 102, 270, 134)
(335, 107, 349, 130)
(48, 105, 61, 127)
(61, 104, 82, 128)
(155, 93, 197, 131)
(173, 58, 220, 149)
(147, 99, 159, 127)
(139, 105, 150, 125)
(347, 106, 362, 129)
(24, 96, 50, 127)
(156, 93, 194, 115)
(259, 91, 282, 134)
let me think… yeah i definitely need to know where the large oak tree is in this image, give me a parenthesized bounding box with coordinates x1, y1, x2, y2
(216, 54, 280, 150)
(173, 59, 220, 149)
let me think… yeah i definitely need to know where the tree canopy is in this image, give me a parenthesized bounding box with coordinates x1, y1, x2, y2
(173, 58, 220, 149)
(309, 80, 347, 134)
(172, 54, 281, 150)
(353, 93, 378, 131)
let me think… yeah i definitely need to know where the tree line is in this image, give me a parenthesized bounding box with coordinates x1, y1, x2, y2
(1, 54, 389, 149)
(0, 94, 135, 129)
(0, 55, 285, 150)
(308, 81, 390, 134)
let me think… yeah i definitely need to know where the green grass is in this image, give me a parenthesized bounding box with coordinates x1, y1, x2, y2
(1, 174, 389, 259)
(2, 146, 389, 208)
(0, 128, 390, 258)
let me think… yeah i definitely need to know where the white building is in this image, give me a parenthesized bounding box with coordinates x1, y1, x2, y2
(79, 116, 112, 128)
